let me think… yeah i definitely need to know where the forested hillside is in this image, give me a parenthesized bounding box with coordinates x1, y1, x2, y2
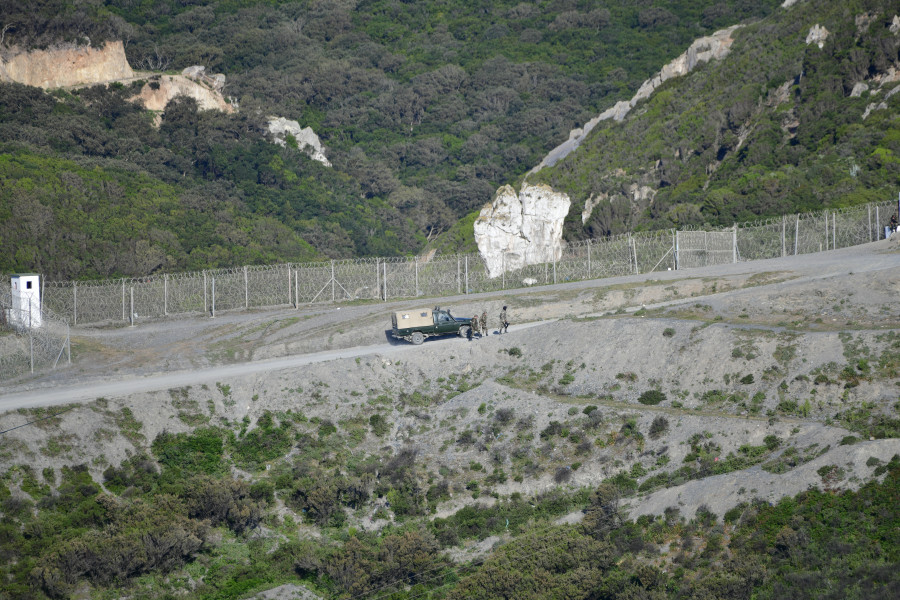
(0, 0, 782, 278)
(532, 0, 900, 239)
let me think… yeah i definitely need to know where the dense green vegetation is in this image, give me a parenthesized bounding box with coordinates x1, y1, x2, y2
(534, 0, 900, 239)
(1, 411, 897, 599)
(0, 1, 784, 278)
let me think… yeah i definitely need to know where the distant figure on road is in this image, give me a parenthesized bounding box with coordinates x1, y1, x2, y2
(480, 310, 488, 337)
(891, 213, 898, 233)
(470, 314, 479, 340)
(499, 306, 509, 334)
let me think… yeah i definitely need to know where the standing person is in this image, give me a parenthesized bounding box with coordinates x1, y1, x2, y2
(470, 313, 479, 340)
(499, 306, 509, 334)
(891, 213, 898, 233)
(481, 309, 488, 337)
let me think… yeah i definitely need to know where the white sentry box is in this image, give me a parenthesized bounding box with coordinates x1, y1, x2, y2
(10, 274, 41, 328)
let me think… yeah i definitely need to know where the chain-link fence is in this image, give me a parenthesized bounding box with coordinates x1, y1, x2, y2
(0, 287, 71, 381)
(12, 198, 900, 329)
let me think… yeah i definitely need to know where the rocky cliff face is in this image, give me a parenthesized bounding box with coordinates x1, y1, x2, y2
(474, 184, 570, 278)
(532, 25, 741, 173)
(0, 41, 134, 88)
(267, 117, 331, 166)
(132, 75, 234, 113)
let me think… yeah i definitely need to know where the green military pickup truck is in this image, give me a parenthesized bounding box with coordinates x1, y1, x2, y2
(391, 306, 472, 345)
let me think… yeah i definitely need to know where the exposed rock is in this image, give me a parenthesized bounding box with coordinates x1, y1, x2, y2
(806, 24, 829, 49)
(629, 184, 656, 204)
(131, 75, 234, 113)
(266, 117, 331, 167)
(891, 15, 900, 35)
(862, 71, 900, 119)
(532, 26, 741, 172)
(182, 65, 226, 91)
(0, 41, 133, 88)
(855, 12, 878, 34)
(850, 82, 869, 97)
(582, 192, 606, 224)
(781, 0, 802, 7)
(474, 183, 570, 278)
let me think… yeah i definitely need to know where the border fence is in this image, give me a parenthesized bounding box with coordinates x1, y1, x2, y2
(0, 285, 71, 381)
(1, 198, 897, 379)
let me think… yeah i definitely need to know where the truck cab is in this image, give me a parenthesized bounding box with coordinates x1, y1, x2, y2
(391, 306, 472, 345)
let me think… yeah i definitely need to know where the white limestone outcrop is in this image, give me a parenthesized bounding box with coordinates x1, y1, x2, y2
(132, 75, 234, 113)
(805, 24, 830, 49)
(267, 117, 331, 167)
(0, 41, 133, 88)
(474, 184, 571, 278)
(532, 25, 742, 172)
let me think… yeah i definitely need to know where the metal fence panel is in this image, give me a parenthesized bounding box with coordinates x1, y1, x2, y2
(677, 230, 733, 269)
(10, 198, 899, 329)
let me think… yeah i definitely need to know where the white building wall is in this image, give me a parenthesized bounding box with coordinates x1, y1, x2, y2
(11, 274, 41, 328)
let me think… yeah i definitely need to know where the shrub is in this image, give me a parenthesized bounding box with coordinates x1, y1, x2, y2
(649, 416, 669, 439)
(740, 374, 755, 384)
(318, 419, 337, 437)
(583, 405, 598, 415)
(494, 408, 515, 426)
(554, 466, 572, 484)
(638, 390, 666, 405)
(662, 327, 676, 337)
(507, 347, 522, 357)
(369, 413, 390, 437)
(152, 428, 224, 475)
(763, 435, 781, 450)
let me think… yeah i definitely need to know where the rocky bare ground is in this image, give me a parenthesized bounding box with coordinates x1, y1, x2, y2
(1, 239, 899, 567)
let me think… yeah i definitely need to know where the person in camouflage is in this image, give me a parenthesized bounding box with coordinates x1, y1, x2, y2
(470, 313, 479, 340)
(480, 310, 488, 337)
(499, 306, 509, 334)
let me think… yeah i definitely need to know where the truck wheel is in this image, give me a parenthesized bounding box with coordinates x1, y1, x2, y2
(410, 332, 425, 345)
(459, 326, 470, 339)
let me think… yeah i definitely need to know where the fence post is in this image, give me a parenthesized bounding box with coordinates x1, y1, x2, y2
(824, 213, 828, 250)
(587, 239, 591, 279)
(876, 206, 880, 239)
(294, 269, 299, 308)
(376, 259, 380, 300)
(331, 261, 335, 303)
(674, 231, 679, 270)
(73, 281, 77, 325)
(832, 212, 836, 249)
(203, 271, 207, 316)
(628, 234, 639, 275)
(66, 323, 71, 364)
(122, 280, 126, 321)
(457, 257, 461, 295)
(415, 259, 419, 297)
(287, 266, 291, 308)
(211, 277, 216, 318)
(465, 256, 469, 293)
(129, 287, 134, 327)
(29, 333, 33, 374)
(781, 216, 786, 257)
(732, 226, 737, 263)
(164, 274, 168, 316)
(244, 266, 249, 309)
(794, 215, 799, 255)
(868, 205, 872, 242)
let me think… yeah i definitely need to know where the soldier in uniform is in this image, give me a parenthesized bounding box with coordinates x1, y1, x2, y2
(499, 306, 509, 334)
(480, 310, 488, 337)
(470, 313, 479, 340)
